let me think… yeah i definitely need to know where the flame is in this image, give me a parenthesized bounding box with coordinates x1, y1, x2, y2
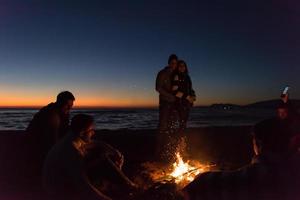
(169, 152, 206, 187)
(142, 140, 213, 188)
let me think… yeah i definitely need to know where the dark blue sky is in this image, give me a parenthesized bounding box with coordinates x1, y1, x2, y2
(0, 0, 299, 107)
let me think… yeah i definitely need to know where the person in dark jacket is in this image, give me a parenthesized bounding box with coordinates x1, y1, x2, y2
(277, 93, 300, 154)
(43, 114, 137, 200)
(172, 60, 196, 133)
(156, 54, 178, 132)
(155, 54, 178, 161)
(182, 118, 300, 200)
(27, 91, 75, 158)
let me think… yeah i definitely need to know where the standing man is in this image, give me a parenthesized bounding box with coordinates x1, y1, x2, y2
(155, 54, 178, 160)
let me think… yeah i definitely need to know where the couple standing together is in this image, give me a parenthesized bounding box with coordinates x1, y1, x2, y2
(155, 54, 196, 160)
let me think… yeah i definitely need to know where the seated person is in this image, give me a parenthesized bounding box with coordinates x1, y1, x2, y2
(277, 94, 300, 153)
(27, 91, 75, 158)
(43, 114, 137, 200)
(182, 118, 300, 200)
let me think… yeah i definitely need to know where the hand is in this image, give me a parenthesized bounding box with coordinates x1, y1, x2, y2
(191, 96, 196, 102)
(186, 95, 195, 104)
(281, 93, 289, 103)
(176, 92, 184, 98)
(115, 151, 124, 169)
(172, 85, 179, 91)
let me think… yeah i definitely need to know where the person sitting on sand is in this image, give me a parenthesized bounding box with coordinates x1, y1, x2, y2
(171, 60, 196, 134)
(277, 93, 300, 154)
(43, 114, 137, 200)
(27, 91, 75, 157)
(182, 118, 300, 200)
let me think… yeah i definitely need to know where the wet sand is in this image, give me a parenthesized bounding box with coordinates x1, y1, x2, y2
(0, 126, 254, 199)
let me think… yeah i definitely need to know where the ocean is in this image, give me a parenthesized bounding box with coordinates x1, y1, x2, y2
(0, 107, 275, 130)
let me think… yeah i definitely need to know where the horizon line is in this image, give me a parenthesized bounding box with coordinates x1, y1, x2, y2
(0, 98, 295, 109)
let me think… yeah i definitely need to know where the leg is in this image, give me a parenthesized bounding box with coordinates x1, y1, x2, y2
(176, 103, 191, 156)
(157, 101, 175, 162)
(158, 101, 173, 134)
(178, 103, 190, 134)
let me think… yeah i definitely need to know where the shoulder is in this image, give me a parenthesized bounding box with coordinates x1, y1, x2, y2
(184, 171, 223, 190)
(158, 67, 168, 75)
(183, 171, 228, 198)
(38, 103, 58, 116)
(186, 74, 192, 81)
(48, 135, 79, 162)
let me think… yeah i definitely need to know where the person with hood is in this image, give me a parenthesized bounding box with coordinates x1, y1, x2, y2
(171, 60, 196, 133)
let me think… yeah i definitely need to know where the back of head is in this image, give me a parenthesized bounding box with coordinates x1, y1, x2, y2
(56, 91, 75, 106)
(71, 114, 94, 134)
(253, 118, 290, 156)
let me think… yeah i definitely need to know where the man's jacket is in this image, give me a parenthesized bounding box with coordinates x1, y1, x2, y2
(156, 66, 176, 103)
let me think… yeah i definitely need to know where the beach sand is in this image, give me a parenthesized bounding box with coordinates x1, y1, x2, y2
(0, 126, 254, 199)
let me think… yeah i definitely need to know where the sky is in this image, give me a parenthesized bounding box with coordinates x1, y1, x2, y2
(0, 0, 299, 107)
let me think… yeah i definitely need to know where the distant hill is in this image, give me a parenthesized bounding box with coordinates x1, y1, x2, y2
(245, 99, 300, 109)
(201, 99, 300, 110)
(209, 104, 242, 110)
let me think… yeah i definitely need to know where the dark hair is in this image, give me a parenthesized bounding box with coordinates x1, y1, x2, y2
(177, 60, 189, 74)
(253, 118, 289, 154)
(168, 54, 178, 64)
(71, 114, 94, 133)
(56, 91, 75, 106)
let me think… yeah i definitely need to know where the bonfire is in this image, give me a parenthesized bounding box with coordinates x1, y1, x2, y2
(169, 152, 207, 187)
(143, 150, 212, 189)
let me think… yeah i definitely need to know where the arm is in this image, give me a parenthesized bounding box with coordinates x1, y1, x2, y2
(188, 76, 196, 97)
(281, 95, 299, 117)
(82, 172, 113, 200)
(156, 71, 176, 102)
(88, 141, 124, 168)
(105, 155, 137, 188)
(65, 147, 112, 200)
(185, 76, 196, 104)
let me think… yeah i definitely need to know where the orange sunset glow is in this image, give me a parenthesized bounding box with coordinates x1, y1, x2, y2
(0, 94, 157, 108)
(0, 88, 264, 108)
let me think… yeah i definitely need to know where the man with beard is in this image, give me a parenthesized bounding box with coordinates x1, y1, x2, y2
(43, 114, 137, 200)
(27, 91, 75, 158)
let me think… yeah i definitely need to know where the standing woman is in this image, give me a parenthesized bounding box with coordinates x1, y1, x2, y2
(172, 60, 196, 133)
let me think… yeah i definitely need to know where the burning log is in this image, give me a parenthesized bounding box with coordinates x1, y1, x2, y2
(141, 151, 213, 189)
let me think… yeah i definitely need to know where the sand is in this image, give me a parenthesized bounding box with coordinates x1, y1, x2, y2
(0, 126, 254, 199)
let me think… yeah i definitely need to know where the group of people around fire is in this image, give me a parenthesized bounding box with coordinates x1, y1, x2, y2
(25, 54, 300, 200)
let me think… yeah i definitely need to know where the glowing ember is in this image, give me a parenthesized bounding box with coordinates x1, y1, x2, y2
(169, 152, 206, 187)
(142, 141, 213, 189)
